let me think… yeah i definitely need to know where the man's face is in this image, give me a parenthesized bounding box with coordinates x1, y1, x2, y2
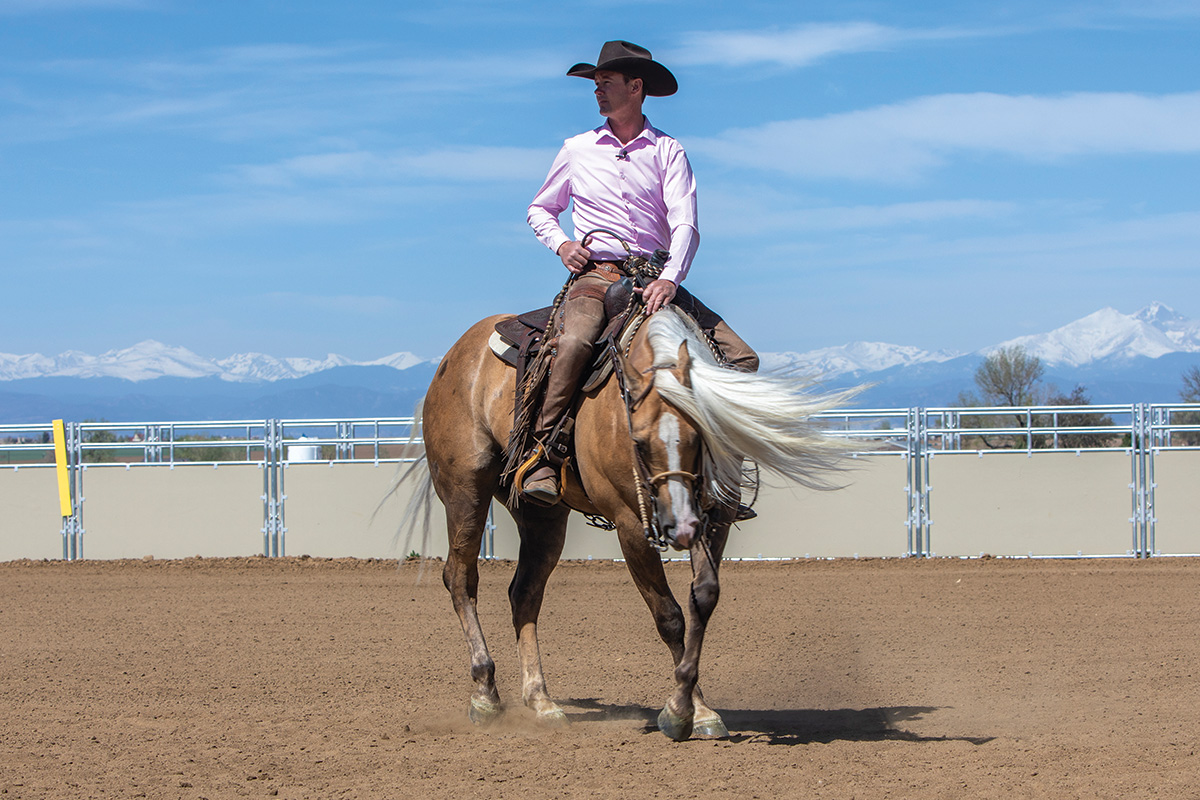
(594, 70, 642, 118)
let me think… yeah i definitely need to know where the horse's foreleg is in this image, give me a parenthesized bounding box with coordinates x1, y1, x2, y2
(441, 490, 503, 725)
(616, 528, 701, 740)
(508, 504, 571, 726)
(661, 519, 733, 741)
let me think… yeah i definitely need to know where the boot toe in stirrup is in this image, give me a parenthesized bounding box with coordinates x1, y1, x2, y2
(522, 468, 561, 506)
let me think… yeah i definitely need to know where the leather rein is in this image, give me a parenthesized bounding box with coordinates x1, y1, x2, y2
(575, 228, 707, 551)
(606, 333, 706, 552)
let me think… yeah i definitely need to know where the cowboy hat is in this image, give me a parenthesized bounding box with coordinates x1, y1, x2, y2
(567, 40, 678, 97)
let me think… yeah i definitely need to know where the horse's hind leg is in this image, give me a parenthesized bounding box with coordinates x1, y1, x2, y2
(440, 483, 504, 725)
(507, 502, 571, 726)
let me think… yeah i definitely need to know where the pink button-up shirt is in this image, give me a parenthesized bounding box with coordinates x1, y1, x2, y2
(527, 118, 699, 285)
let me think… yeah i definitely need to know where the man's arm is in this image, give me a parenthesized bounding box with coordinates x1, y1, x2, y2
(527, 144, 575, 263)
(657, 140, 700, 286)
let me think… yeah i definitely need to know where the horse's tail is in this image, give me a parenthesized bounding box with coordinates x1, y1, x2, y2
(374, 397, 436, 575)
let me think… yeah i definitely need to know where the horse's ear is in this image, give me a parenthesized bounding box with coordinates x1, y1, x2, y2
(621, 350, 646, 398)
(674, 341, 692, 389)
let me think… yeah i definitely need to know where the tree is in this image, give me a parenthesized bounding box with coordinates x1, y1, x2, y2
(951, 346, 1047, 448)
(82, 419, 119, 463)
(1045, 385, 1116, 449)
(973, 345, 1046, 406)
(1177, 366, 1200, 446)
(1181, 366, 1200, 403)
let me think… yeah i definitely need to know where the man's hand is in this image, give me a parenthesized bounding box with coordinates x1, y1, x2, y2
(635, 278, 677, 314)
(556, 241, 592, 274)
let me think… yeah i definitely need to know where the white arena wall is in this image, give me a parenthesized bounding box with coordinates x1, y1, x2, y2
(2, 407, 1197, 562)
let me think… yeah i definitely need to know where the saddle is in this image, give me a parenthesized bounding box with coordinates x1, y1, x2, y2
(490, 277, 642, 393)
(489, 279, 724, 390)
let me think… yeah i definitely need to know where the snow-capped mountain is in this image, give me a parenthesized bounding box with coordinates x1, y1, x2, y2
(0, 341, 432, 383)
(761, 341, 961, 377)
(1, 303, 1197, 389)
(990, 302, 1200, 367)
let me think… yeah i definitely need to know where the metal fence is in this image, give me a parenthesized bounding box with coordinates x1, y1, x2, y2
(2, 404, 1198, 561)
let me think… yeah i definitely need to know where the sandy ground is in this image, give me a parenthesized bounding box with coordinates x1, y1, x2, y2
(2, 555, 1199, 799)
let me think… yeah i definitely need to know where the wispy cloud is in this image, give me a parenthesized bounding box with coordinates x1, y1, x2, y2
(670, 22, 991, 68)
(0, 0, 152, 13)
(1099, 0, 1200, 20)
(702, 193, 1017, 237)
(1, 44, 562, 145)
(232, 146, 554, 187)
(692, 91, 1200, 181)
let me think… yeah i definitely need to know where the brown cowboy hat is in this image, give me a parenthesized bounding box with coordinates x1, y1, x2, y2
(567, 40, 678, 97)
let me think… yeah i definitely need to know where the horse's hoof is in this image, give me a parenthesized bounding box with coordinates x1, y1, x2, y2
(691, 715, 729, 739)
(468, 696, 503, 726)
(657, 705, 694, 742)
(536, 707, 570, 728)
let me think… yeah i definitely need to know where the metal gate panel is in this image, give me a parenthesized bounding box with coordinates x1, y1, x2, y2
(0, 467, 63, 561)
(722, 456, 910, 559)
(282, 462, 451, 560)
(1146, 450, 1200, 556)
(928, 450, 1133, 557)
(80, 464, 265, 560)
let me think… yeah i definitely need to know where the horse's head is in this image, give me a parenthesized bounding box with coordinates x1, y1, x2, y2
(625, 328, 706, 551)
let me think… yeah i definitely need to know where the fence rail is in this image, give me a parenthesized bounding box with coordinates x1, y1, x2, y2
(2, 404, 1198, 561)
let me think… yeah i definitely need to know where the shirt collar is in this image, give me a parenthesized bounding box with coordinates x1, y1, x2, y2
(594, 117, 658, 147)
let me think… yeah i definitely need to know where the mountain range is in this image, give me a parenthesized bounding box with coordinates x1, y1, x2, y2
(2, 302, 1197, 423)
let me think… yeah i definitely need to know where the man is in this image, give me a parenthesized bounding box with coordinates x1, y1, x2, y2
(522, 40, 757, 505)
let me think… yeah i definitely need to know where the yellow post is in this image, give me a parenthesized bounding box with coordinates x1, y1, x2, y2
(52, 419, 72, 517)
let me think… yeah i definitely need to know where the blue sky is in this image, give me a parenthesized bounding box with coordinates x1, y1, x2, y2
(2, 0, 1198, 361)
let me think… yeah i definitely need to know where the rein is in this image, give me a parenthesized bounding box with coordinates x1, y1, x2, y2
(607, 334, 705, 552)
(560, 229, 706, 550)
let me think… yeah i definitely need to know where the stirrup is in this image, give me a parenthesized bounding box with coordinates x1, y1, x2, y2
(522, 468, 561, 506)
(734, 504, 757, 522)
(515, 445, 562, 505)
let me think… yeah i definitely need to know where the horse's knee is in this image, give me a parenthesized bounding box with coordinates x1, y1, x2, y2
(654, 605, 685, 646)
(690, 576, 720, 622)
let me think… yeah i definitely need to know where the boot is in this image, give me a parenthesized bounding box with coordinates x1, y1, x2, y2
(522, 464, 560, 505)
(520, 283, 605, 506)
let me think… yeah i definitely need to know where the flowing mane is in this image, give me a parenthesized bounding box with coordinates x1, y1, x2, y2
(645, 306, 856, 503)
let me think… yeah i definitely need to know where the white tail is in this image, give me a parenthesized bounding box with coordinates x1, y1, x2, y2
(375, 398, 436, 572)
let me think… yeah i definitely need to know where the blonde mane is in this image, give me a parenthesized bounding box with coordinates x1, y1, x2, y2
(645, 307, 857, 504)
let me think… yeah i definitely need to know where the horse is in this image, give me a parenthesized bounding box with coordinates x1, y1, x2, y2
(400, 303, 852, 740)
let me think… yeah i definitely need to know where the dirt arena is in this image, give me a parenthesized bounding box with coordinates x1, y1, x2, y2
(3, 555, 1198, 799)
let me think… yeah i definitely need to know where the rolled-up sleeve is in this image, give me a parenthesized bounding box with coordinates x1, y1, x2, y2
(527, 143, 573, 257)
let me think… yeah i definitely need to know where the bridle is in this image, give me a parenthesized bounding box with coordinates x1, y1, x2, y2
(607, 336, 706, 552)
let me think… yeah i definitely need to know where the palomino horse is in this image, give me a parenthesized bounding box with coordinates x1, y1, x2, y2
(402, 304, 850, 740)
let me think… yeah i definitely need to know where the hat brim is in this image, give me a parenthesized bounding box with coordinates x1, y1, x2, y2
(567, 57, 677, 97)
